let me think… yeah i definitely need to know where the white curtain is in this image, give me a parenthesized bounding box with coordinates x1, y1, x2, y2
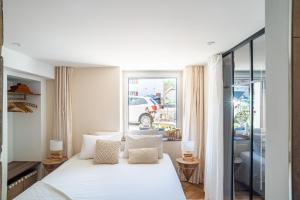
(182, 65, 205, 184)
(204, 54, 224, 200)
(54, 67, 73, 158)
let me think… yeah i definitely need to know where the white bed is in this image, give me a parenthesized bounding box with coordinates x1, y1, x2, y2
(15, 153, 186, 200)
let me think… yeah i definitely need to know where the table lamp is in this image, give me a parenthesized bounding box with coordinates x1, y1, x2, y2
(50, 140, 63, 160)
(181, 140, 195, 161)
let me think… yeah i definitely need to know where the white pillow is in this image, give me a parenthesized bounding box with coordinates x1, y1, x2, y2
(89, 131, 122, 136)
(123, 134, 163, 159)
(127, 129, 160, 135)
(79, 134, 121, 159)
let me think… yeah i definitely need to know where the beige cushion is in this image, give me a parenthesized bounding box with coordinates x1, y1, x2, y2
(128, 148, 159, 164)
(123, 134, 163, 159)
(94, 140, 121, 164)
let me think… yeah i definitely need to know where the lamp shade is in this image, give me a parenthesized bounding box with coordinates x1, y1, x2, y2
(181, 140, 195, 153)
(50, 140, 63, 151)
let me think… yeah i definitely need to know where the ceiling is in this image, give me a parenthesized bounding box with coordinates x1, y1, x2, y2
(3, 0, 264, 70)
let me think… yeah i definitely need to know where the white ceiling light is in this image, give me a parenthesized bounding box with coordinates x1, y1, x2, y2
(207, 41, 216, 46)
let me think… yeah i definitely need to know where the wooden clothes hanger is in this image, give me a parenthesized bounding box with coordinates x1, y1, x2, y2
(8, 102, 35, 113)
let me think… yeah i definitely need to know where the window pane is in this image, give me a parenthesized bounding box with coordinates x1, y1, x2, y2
(233, 43, 251, 200)
(128, 78, 177, 131)
(234, 44, 251, 85)
(252, 35, 266, 199)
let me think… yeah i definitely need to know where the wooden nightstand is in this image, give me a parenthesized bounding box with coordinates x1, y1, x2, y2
(176, 158, 200, 182)
(42, 157, 67, 175)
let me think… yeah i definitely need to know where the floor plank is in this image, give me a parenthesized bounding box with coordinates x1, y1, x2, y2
(181, 181, 205, 200)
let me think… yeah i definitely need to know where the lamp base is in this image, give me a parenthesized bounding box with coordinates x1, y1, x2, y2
(182, 153, 195, 162)
(50, 151, 63, 160)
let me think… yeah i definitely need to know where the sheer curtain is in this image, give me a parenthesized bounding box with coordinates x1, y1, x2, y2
(204, 54, 224, 200)
(182, 65, 205, 184)
(53, 67, 73, 158)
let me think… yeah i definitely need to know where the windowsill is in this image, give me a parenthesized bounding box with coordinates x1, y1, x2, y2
(163, 138, 182, 142)
(121, 136, 182, 142)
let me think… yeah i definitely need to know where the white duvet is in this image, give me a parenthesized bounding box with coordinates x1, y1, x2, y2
(15, 154, 186, 200)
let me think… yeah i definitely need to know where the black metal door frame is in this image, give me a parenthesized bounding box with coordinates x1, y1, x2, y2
(222, 28, 265, 200)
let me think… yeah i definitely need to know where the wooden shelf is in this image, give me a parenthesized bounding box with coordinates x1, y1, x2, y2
(7, 161, 40, 200)
(8, 161, 40, 181)
(163, 138, 182, 142)
(8, 92, 40, 96)
(0, 161, 40, 188)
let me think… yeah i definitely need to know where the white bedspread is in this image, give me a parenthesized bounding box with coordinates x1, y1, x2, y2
(15, 154, 186, 200)
(15, 182, 70, 200)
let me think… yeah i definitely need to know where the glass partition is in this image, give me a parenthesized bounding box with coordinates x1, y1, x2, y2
(223, 53, 234, 200)
(252, 35, 266, 199)
(222, 29, 265, 200)
(233, 44, 251, 200)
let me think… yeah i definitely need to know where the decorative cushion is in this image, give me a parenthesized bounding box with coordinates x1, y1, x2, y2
(128, 148, 159, 164)
(79, 134, 121, 159)
(94, 140, 121, 164)
(123, 134, 163, 159)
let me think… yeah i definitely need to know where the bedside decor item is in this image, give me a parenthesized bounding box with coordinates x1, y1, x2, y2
(176, 128, 181, 140)
(166, 129, 177, 141)
(181, 141, 195, 161)
(176, 157, 200, 182)
(50, 140, 63, 160)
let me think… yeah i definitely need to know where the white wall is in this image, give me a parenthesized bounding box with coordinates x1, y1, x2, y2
(2, 47, 54, 79)
(265, 0, 291, 199)
(44, 67, 122, 154)
(7, 113, 13, 162)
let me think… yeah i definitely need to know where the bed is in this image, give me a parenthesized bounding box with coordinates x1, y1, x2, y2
(15, 153, 186, 200)
(236, 151, 265, 196)
(234, 133, 265, 196)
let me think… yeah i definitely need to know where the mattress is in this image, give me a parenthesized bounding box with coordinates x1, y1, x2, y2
(15, 153, 186, 200)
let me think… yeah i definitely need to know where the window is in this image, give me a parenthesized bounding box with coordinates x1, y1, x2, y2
(129, 97, 148, 105)
(123, 72, 181, 132)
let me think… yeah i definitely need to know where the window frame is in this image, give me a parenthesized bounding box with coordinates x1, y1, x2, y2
(122, 71, 182, 133)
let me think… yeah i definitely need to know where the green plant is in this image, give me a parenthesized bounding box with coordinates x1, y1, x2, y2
(234, 101, 250, 130)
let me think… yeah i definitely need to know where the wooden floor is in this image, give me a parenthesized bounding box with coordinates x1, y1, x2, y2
(235, 191, 264, 200)
(181, 182, 205, 200)
(181, 182, 264, 200)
